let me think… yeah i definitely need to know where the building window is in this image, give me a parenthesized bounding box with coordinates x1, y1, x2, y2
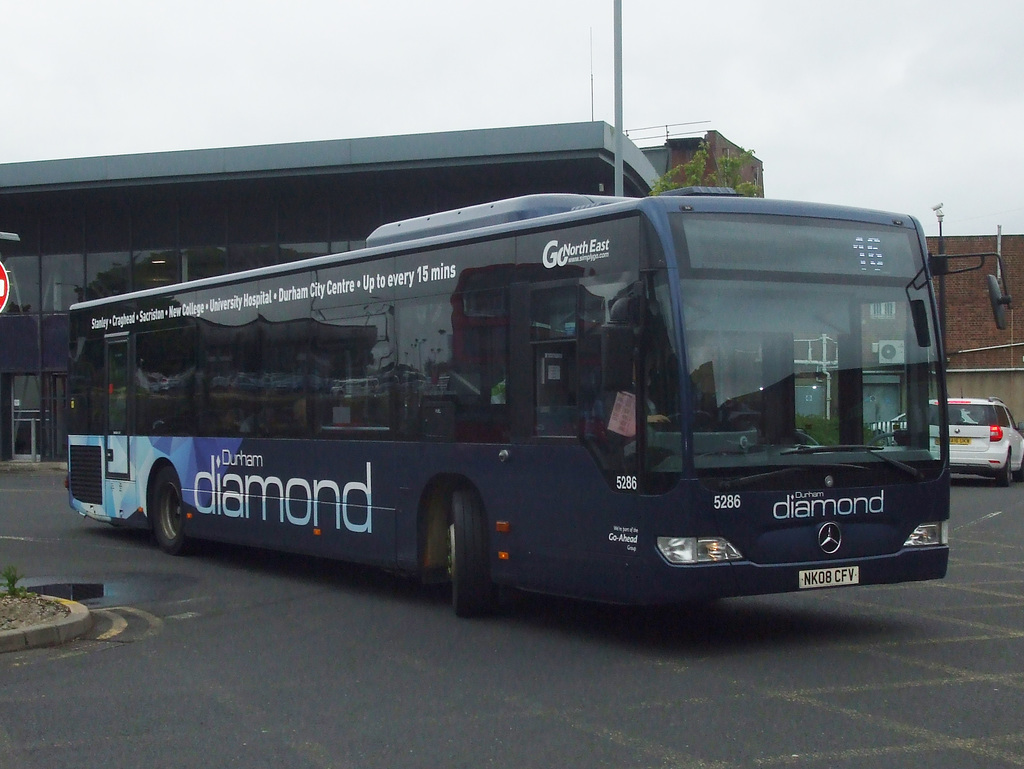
(2, 255, 40, 313)
(182, 246, 227, 282)
(41, 253, 85, 312)
(869, 302, 897, 319)
(281, 242, 330, 264)
(134, 249, 179, 291)
(85, 251, 130, 300)
(228, 243, 278, 272)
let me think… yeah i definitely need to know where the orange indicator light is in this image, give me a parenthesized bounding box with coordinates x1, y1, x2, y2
(495, 521, 511, 533)
(314, 528, 322, 536)
(498, 551, 509, 560)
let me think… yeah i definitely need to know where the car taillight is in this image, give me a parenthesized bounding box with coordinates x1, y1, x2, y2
(990, 424, 1003, 442)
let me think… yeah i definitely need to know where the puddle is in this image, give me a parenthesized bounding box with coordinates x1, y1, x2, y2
(22, 573, 185, 608)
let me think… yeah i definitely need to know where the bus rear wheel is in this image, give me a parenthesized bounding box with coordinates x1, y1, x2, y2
(151, 467, 188, 555)
(449, 488, 496, 617)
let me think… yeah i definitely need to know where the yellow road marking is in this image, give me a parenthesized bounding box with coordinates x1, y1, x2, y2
(93, 610, 128, 641)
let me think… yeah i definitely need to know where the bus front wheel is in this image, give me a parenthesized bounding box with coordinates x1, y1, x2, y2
(151, 467, 188, 555)
(449, 488, 496, 617)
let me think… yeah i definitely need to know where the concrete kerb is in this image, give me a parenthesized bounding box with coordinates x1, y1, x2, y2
(0, 461, 66, 473)
(0, 599, 92, 653)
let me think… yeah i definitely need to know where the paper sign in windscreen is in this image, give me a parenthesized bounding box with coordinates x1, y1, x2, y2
(608, 391, 637, 438)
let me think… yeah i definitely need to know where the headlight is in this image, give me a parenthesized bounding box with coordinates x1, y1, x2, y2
(903, 521, 948, 547)
(657, 536, 743, 564)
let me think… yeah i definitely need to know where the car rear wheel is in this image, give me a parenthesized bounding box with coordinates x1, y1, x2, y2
(998, 452, 1012, 487)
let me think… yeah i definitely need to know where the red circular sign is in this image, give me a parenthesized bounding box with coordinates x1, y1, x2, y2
(0, 260, 9, 314)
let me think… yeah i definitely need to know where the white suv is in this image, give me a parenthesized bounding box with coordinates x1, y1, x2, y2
(945, 397, 1024, 485)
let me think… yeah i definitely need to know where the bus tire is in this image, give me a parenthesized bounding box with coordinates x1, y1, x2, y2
(449, 488, 495, 617)
(151, 467, 188, 555)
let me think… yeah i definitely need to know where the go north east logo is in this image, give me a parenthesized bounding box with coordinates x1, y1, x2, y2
(542, 237, 611, 269)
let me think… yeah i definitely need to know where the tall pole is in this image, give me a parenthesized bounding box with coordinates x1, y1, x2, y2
(613, 0, 624, 197)
(936, 205, 946, 353)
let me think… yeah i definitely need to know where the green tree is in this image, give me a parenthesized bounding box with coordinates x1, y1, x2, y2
(649, 141, 761, 197)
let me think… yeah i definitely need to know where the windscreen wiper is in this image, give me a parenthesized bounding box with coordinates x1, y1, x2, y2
(717, 462, 866, 491)
(695, 444, 768, 458)
(779, 444, 924, 480)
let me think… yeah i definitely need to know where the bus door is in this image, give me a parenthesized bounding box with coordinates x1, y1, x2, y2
(509, 279, 639, 579)
(104, 335, 131, 479)
(529, 282, 579, 438)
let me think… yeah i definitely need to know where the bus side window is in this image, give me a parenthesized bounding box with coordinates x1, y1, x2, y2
(136, 327, 195, 436)
(448, 288, 510, 443)
(69, 334, 105, 436)
(197, 322, 261, 438)
(261, 317, 309, 438)
(311, 304, 393, 439)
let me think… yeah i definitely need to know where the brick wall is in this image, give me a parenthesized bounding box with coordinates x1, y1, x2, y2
(929, 233, 1024, 418)
(665, 130, 763, 191)
(929, 234, 1024, 370)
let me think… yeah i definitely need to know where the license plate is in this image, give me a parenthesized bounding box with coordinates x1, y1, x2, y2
(949, 437, 971, 445)
(798, 566, 860, 589)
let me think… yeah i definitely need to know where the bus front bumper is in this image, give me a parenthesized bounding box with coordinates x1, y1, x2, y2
(637, 546, 949, 605)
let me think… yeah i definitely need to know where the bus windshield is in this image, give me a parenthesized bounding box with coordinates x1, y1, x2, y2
(669, 212, 942, 488)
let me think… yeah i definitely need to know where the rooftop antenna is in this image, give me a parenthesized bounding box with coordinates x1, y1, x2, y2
(590, 28, 595, 122)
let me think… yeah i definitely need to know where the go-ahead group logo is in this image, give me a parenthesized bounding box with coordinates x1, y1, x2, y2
(542, 237, 612, 269)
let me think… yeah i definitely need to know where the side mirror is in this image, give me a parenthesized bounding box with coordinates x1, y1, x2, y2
(987, 274, 1012, 330)
(909, 299, 931, 348)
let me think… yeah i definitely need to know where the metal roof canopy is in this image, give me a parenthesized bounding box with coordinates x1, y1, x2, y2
(0, 122, 658, 194)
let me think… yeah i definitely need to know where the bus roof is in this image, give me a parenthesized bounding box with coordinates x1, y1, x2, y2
(69, 193, 920, 312)
(365, 193, 625, 248)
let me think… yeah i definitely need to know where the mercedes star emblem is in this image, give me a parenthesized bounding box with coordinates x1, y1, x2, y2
(818, 522, 842, 554)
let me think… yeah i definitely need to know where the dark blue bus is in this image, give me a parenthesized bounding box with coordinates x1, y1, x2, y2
(67, 191, 950, 615)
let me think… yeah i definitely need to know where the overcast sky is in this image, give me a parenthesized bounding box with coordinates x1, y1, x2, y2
(2, 1, 1020, 237)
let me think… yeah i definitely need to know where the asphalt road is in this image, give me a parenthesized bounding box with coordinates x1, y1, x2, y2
(1, 469, 1022, 769)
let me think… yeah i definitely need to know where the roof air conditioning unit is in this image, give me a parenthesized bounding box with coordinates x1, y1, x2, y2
(878, 340, 905, 364)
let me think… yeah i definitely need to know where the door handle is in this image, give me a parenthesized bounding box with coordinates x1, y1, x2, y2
(106, 449, 114, 462)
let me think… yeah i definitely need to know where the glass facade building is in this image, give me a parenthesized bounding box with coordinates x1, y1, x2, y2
(0, 122, 657, 460)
